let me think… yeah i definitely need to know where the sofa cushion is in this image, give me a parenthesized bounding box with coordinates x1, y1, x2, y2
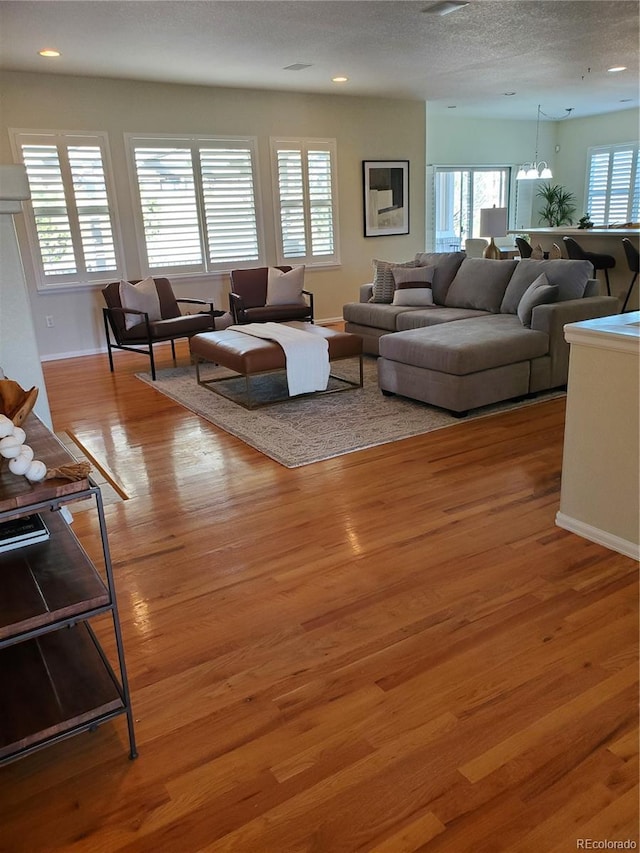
(379, 315, 549, 376)
(396, 307, 489, 330)
(413, 252, 465, 305)
(369, 258, 419, 303)
(500, 259, 593, 312)
(517, 274, 559, 327)
(343, 300, 418, 332)
(444, 258, 517, 313)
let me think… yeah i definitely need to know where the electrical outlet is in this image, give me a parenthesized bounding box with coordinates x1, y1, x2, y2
(45, 316, 54, 328)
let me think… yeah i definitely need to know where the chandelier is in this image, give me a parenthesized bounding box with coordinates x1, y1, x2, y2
(516, 105, 553, 180)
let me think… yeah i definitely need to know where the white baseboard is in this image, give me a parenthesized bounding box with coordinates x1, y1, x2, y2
(41, 346, 107, 361)
(555, 512, 639, 561)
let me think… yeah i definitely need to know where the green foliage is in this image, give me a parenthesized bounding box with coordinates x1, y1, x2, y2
(577, 213, 594, 229)
(536, 183, 577, 227)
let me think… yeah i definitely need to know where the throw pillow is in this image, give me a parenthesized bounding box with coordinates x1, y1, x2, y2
(119, 277, 161, 330)
(413, 252, 466, 305)
(369, 259, 419, 304)
(392, 288, 434, 307)
(517, 273, 559, 327)
(392, 265, 434, 289)
(266, 266, 306, 306)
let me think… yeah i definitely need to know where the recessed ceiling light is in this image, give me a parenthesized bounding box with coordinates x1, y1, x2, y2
(608, 66, 627, 73)
(504, 92, 516, 96)
(620, 98, 633, 102)
(447, 105, 457, 109)
(423, 1, 469, 16)
(332, 76, 348, 83)
(38, 48, 61, 58)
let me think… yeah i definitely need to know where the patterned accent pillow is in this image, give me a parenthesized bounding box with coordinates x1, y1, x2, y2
(392, 265, 434, 289)
(369, 258, 420, 303)
(392, 288, 434, 306)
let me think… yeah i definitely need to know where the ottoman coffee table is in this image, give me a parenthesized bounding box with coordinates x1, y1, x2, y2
(189, 323, 363, 409)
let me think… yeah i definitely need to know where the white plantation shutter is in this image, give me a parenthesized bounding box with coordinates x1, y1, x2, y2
(586, 144, 639, 225)
(277, 149, 306, 257)
(129, 136, 262, 273)
(308, 150, 334, 256)
(134, 147, 202, 268)
(68, 146, 117, 273)
(14, 132, 121, 287)
(200, 148, 259, 263)
(272, 138, 338, 265)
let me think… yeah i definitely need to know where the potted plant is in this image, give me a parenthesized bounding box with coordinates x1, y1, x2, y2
(577, 213, 594, 229)
(536, 183, 577, 227)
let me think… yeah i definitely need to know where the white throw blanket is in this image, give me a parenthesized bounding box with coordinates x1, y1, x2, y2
(228, 323, 330, 396)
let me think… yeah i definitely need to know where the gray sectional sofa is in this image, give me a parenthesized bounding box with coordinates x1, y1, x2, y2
(343, 253, 619, 414)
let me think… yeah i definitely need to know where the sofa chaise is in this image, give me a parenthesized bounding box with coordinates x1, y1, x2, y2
(343, 254, 619, 414)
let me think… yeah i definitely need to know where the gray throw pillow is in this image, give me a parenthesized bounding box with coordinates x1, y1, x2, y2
(501, 259, 593, 312)
(413, 252, 465, 305)
(369, 258, 419, 303)
(445, 258, 517, 313)
(517, 273, 559, 327)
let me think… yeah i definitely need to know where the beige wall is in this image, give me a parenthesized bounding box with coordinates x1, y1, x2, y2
(0, 71, 426, 358)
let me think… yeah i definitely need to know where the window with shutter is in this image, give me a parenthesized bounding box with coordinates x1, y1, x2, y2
(128, 135, 262, 274)
(272, 139, 339, 266)
(11, 131, 122, 289)
(586, 143, 639, 225)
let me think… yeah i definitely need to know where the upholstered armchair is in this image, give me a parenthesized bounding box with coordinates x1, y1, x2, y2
(102, 277, 224, 380)
(229, 266, 314, 325)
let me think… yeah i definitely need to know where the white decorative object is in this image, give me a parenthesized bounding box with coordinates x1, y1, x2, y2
(25, 460, 47, 482)
(18, 444, 34, 463)
(9, 454, 32, 476)
(11, 426, 26, 445)
(0, 435, 22, 458)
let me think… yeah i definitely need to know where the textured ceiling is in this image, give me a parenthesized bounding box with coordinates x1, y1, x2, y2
(0, 0, 638, 119)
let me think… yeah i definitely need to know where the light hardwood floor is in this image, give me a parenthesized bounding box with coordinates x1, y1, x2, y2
(0, 341, 637, 852)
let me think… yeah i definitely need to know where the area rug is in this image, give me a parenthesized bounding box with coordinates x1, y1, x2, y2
(136, 358, 564, 468)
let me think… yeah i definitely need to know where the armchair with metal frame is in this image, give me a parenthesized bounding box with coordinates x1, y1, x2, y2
(229, 266, 314, 325)
(102, 277, 225, 380)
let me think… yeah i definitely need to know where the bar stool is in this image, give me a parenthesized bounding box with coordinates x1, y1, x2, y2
(515, 237, 533, 258)
(621, 238, 639, 312)
(562, 236, 615, 296)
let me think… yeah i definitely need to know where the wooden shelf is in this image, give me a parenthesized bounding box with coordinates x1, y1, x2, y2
(0, 511, 109, 642)
(0, 624, 124, 761)
(0, 412, 136, 765)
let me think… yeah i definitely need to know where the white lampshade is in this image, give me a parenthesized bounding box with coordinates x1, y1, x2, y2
(479, 207, 508, 238)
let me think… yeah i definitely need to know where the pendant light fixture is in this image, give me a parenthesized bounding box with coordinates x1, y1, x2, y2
(516, 105, 553, 181)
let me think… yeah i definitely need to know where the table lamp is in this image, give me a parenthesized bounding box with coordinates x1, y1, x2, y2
(479, 206, 508, 260)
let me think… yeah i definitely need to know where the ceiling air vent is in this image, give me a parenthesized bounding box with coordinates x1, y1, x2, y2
(283, 63, 313, 71)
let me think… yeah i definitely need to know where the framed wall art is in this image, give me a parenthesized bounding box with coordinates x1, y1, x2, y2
(362, 160, 409, 237)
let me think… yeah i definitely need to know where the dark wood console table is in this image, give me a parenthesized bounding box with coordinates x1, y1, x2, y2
(0, 416, 137, 764)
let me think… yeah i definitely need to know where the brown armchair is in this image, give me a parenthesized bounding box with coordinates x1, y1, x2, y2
(102, 277, 224, 380)
(229, 266, 314, 325)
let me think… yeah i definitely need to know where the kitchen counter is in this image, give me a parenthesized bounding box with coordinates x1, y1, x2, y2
(556, 311, 639, 559)
(511, 228, 640, 308)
